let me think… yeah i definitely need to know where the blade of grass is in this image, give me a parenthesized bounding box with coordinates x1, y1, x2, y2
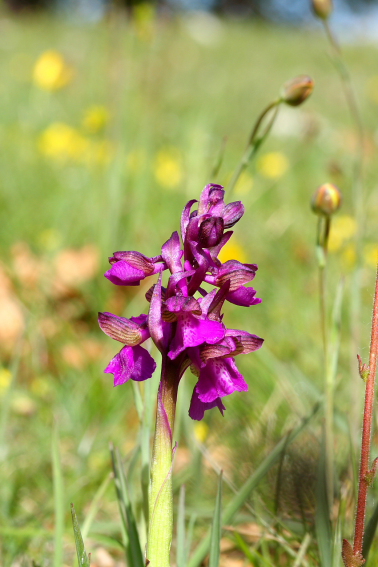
(110, 444, 144, 567)
(187, 403, 320, 567)
(209, 471, 223, 567)
(71, 504, 91, 567)
(293, 533, 312, 567)
(81, 473, 112, 540)
(233, 533, 274, 567)
(52, 426, 64, 567)
(315, 431, 333, 567)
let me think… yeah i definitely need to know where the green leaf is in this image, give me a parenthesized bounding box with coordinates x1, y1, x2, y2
(81, 473, 112, 540)
(209, 471, 223, 567)
(187, 403, 319, 567)
(315, 431, 333, 567)
(71, 504, 91, 567)
(110, 444, 144, 567)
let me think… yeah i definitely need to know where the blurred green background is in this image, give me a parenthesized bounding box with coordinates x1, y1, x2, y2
(1, 4, 378, 566)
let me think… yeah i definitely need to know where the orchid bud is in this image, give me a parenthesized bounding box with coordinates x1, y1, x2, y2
(311, 182, 342, 216)
(281, 75, 314, 107)
(222, 201, 245, 228)
(312, 0, 333, 20)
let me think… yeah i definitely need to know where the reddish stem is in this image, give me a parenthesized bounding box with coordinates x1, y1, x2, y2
(353, 270, 378, 556)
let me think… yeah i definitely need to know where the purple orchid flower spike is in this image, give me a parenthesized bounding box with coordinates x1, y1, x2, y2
(100, 182, 263, 421)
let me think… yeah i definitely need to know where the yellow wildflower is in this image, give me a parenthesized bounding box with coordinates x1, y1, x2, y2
(82, 105, 110, 133)
(328, 215, 357, 253)
(257, 151, 289, 179)
(33, 50, 73, 91)
(38, 122, 89, 162)
(218, 238, 247, 264)
(154, 147, 183, 190)
(194, 421, 209, 443)
(234, 171, 253, 196)
(364, 244, 378, 267)
(0, 368, 12, 395)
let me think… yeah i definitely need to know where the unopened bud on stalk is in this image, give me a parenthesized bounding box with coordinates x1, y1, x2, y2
(311, 182, 342, 216)
(312, 0, 333, 20)
(281, 75, 315, 107)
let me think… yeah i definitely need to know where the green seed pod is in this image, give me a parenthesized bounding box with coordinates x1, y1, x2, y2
(311, 182, 342, 216)
(312, 0, 333, 20)
(281, 75, 314, 107)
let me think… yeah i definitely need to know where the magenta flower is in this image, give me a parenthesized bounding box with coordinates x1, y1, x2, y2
(99, 183, 263, 419)
(105, 251, 166, 286)
(98, 312, 156, 385)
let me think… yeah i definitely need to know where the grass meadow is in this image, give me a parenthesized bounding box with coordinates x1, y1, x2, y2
(1, 7, 378, 566)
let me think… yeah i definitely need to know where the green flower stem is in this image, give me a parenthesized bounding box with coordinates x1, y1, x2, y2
(227, 99, 281, 196)
(147, 356, 180, 567)
(316, 215, 334, 512)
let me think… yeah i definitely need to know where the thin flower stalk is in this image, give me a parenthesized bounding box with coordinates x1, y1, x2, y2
(312, 182, 342, 514)
(316, 213, 334, 513)
(342, 270, 378, 567)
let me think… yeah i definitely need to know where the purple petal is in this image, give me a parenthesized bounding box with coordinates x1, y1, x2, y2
(98, 312, 148, 345)
(166, 269, 195, 298)
(187, 242, 210, 295)
(198, 184, 225, 216)
(168, 315, 225, 359)
(105, 261, 145, 286)
(206, 281, 230, 319)
(181, 199, 198, 242)
(208, 230, 233, 262)
(162, 231, 183, 274)
(216, 260, 257, 291)
(196, 357, 248, 403)
(225, 329, 264, 353)
(189, 388, 226, 420)
(104, 345, 156, 385)
(110, 251, 156, 274)
(226, 286, 262, 307)
(148, 273, 172, 353)
(130, 314, 148, 326)
(165, 296, 201, 316)
(199, 217, 224, 248)
(222, 201, 245, 228)
(200, 337, 239, 363)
